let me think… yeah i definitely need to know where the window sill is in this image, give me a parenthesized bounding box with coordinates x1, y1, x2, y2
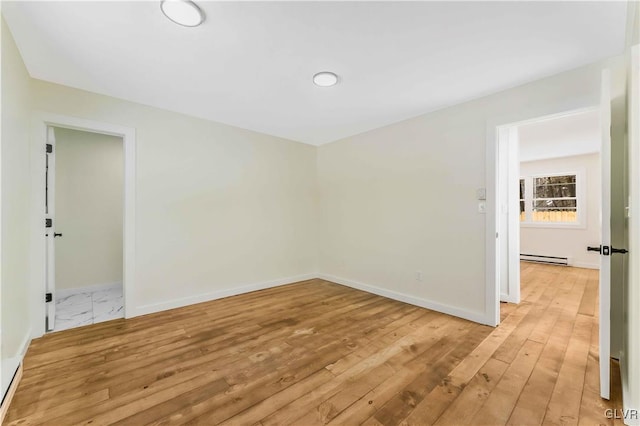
(520, 222, 587, 230)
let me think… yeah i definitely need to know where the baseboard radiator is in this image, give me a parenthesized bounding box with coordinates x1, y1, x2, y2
(520, 253, 569, 266)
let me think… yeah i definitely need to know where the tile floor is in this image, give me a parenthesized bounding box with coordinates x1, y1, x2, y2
(54, 286, 124, 332)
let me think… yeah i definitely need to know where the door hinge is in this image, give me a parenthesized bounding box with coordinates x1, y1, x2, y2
(45, 218, 52, 228)
(46, 144, 53, 153)
(45, 293, 52, 303)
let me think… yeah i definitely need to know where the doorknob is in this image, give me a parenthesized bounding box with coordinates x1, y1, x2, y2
(586, 245, 628, 255)
(587, 245, 609, 255)
(54, 233, 62, 238)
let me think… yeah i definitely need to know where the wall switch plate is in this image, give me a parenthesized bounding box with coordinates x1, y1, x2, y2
(476, 188, 486, 200)
(627, 196, 632, 218)
(478, 201, 486, 213)
(415, 271, 423, 281)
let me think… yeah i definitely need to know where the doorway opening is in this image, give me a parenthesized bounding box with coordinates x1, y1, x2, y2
(46, 127, 125, 332)
(30, 112, 135, 339)
(493, 69, 615, 401)
(496, 107, 602, 307)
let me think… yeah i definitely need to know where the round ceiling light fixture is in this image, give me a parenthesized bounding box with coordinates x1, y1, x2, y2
(160, 0, 205, 27)
(313, 71, 339, 87)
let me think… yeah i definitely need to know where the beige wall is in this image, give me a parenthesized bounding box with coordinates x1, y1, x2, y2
(519, 153, 601, 269)
(1, 17, 32, 396)
(2, 12, 636, 415)
(54, 128, 123, 290)
(31, 80, 318, 315)
(317, 56, 625, 323)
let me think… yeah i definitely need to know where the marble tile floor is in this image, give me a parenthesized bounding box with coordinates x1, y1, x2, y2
(54, 286, 124, 332)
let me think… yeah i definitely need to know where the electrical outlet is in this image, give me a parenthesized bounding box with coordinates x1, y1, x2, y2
(415, 271, 423, 281)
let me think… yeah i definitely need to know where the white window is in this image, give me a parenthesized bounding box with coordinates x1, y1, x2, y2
(519, 172, 585, 228)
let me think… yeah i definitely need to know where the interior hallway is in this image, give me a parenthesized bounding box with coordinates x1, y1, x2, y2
(5, 262, 622, 425)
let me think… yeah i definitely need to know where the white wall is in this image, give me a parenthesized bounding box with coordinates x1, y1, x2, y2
(0, 7, 636, 418)
(1, 13, 636, 418)
(519, 153, 601, 269)
(518, 109, 600, 162)
(54, 128, 123, 290)
(317, 56, 625, 325)
(30, 79, 318, 318)
(1, 17, 32, 398)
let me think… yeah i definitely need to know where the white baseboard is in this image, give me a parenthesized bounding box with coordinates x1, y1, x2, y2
(127, 271, 489, 326)
(56, 281, 122, 298)
(571, 262, 600, 270)
(6, 330, 32, 374)
(132, 273, 318, 317)
(0, 364, 23, 425)
(318, 273, 490, 326)
(18, 330, 31, 361)
(1, 327, 31, 413)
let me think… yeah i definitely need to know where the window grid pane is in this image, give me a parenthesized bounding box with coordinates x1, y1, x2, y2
(531, 174, 577, 223)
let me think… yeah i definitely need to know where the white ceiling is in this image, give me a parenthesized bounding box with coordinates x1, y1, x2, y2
(2, 1, 628, 145)
(519, 109, 601, 162)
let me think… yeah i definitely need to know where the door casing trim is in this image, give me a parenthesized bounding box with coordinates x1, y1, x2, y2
(30, 112, 136, 338)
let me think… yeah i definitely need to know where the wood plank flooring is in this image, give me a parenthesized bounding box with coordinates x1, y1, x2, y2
(5, 262, 623, 425)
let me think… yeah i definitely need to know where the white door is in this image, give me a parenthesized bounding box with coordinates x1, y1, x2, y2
(598, 68, 612, 400)
(45, 126, 56, 331)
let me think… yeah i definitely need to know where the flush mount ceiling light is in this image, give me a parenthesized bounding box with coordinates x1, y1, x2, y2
(313, 71, 339, 87)
(160, 0, 205, 27)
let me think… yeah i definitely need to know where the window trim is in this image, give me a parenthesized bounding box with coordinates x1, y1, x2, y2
(520, 169, 586, 229)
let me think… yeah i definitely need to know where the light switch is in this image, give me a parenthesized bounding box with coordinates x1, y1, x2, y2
(478, 201, 486, 213)
(476, 188, 486, 200)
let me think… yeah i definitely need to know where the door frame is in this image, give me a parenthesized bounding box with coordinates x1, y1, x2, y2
(486, 105, 599, 326)
(29, 112, 136, 338)
(45, 126, 56, 331)
(496, 125, 521, 304)
(599, 69, 612, 399)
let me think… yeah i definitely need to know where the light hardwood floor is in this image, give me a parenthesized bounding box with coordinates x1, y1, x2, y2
(5, 263, 623, 425)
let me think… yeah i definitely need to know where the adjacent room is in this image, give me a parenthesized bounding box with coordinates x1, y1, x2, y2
(1, 1, 639, 425)
(518, 110, 602, 270)
(51, 127, 125, 332)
